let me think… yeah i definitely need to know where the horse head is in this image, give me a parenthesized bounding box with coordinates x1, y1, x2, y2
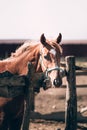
(8, 33, 63, 91)
(39, 33, 63, 88)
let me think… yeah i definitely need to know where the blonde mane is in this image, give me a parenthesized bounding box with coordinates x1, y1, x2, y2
(10, 40, 39, 58)
(9, 39, 62, 59)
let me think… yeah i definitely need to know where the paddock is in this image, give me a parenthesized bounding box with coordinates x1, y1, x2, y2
(30, 88, 87, 130)
(0, 56, 87, 130)
(30, 56, 87, 130)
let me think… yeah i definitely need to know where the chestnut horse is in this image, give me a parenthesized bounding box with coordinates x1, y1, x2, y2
(0, 33, 62, 130)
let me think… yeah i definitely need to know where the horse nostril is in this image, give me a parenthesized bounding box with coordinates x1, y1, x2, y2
(53, 79, 57, 86)
(53, 79, 62, 87)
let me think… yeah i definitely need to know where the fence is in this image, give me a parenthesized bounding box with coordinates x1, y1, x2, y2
(0, 56, 87, 130)
(62, 56, 87, 130)
(0, 62, 44, 130)
(64, 56, 77, 130)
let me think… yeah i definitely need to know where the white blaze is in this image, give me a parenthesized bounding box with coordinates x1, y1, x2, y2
(50, 49, 56, 56)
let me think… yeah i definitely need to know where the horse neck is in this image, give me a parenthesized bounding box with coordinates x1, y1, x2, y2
(26, 46, 42, 73)
(0, 60, 7, 72)
(16, 44, 42, 74)
(0, 50, 42, 75)
(0, 58, 17, 73)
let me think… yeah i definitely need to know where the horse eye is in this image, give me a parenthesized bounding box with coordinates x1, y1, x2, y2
(44, 54, 51, 61)
(44, 55, 48, 59)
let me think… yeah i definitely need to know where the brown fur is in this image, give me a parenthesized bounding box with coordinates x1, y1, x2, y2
(0, 34, 62, 130)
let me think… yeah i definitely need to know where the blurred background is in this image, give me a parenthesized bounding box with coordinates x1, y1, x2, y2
(0, 0, 87, 58)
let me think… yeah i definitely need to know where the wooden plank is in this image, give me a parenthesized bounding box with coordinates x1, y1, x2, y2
(22, 63, 45, 130)
(65, 56, 77, 130)
(0, 85, 24, 98)
(76, 71, 87, 76)
(0, 71, 26, 87)
(0, 71, 26, 97)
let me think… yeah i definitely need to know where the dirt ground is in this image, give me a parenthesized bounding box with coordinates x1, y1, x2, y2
(29, 59, 87, 130)
(29, 83, 87, 129)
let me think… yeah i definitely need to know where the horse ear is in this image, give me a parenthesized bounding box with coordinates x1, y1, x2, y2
(56, 33, 62, 44)
(40, 33, 46, 45)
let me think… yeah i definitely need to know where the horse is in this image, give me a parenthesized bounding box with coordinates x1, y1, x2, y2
(0, 33, 62, 130)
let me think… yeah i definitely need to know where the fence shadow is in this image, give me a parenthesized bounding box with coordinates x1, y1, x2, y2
(30, 111, 87, 123)
(77, 125, 87, 130)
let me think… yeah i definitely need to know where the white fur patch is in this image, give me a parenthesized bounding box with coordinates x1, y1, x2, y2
(50, 49, 56, 56)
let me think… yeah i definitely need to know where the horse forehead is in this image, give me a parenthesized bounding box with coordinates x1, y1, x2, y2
(50, 49, 56, 56)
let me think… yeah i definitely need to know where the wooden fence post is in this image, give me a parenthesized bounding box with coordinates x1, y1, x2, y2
(22, 62, 34, 130)
(65, 56, 77, 130)
(22, 63, 44, 130)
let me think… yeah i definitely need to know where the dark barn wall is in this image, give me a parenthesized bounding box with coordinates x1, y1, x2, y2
(0, 40, 87, 58)
(0, 44, 21, 58)
(61, 40, 87, 57)
(0, 40, 25, 59)
(61, 44, 87, 57)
